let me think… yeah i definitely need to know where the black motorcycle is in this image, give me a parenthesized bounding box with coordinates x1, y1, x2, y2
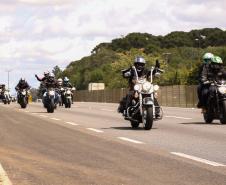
(203, 80, 226, 124)
(17, 89, 29, 108)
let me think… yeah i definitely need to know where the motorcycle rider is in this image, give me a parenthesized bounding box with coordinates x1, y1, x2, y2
(119, 56, 161, 118)
(197, 52, 214, 108)
(0, 84, 6, 100)
(63, 77, 74, 103)
(200, 55, 226, 110)
(15, 78, 30, 91)
(35, 71, 50, 82)
(15, 78, 30, 101)
(57, 78, 63, 106)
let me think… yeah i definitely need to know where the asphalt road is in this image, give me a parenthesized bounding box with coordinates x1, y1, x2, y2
(0, 102, 226, 185)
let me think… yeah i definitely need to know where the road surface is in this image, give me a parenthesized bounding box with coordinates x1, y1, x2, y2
(0, 102, 226, 185)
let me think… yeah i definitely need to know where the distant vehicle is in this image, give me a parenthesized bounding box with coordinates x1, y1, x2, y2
(17, 89, 29, 108)
(43, 88, 58, 113)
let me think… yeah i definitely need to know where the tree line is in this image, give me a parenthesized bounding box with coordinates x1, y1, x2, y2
(55, 28, 226, 90)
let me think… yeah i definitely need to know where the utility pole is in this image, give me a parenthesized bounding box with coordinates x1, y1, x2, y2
(5, 69, 13, 91)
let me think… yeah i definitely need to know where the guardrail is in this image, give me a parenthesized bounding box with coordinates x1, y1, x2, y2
(74, 85, 198, 108)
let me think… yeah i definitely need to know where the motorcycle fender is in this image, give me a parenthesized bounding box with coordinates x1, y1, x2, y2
(143, 97, 154, 105)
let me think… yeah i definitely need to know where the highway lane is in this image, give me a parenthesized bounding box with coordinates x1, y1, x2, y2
(11, 102, 226, 164)
(0, 103, 226, 184)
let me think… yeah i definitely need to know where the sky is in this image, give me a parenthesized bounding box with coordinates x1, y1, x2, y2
(0, 0, 226, 92)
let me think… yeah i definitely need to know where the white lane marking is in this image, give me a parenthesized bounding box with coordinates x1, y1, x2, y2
(118, 137, 144, 144)
(0, 163, 12, 185)
(39, 115, 48, 118)
(50, 118, 61, 121)
(25, 111, 29, 113)
(101, 109, 114, 112)
(31, 113, 38, 115)
(87, 128, 104, 133)
(171, 152, 225, 167)
(65, 122, 79, 126)
(166, 115, 192, 120)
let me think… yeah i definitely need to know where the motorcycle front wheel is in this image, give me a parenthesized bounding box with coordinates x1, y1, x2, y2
(220, 100, 226, 124)
(143, 107, 153, 130)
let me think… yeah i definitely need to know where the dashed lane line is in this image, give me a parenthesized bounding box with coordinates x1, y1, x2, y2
(165, 115, 192, 120)
(118, 137, 144, 144)
(50, 118, 61, 121)
(65, 122, 79, 126)
(0, 163, 12, 185)
(87, 128, 104, 133)
(171, 152, 225, 167)
(39, 115, 48, 118)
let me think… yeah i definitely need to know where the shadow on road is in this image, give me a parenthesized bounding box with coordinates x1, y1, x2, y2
(102, 126, 158, 130)
(180, 122, 224, 125)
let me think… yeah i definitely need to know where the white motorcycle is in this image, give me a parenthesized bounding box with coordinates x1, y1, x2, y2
(119, 64, 163, 130)
(63, 87, 75, 108)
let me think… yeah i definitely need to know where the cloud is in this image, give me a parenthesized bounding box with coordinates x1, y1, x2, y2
(0, 0, 226, 90)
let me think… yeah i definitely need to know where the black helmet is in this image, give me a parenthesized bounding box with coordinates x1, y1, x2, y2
(134, 56, 146, 72)
(20, 78, 26, 84)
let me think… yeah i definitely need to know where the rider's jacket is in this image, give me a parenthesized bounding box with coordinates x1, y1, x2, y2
(15, 82, 30, 91)
(122, 67, 153, 90)
(201, 64, 226, 84)
(63, 82, 73, 88)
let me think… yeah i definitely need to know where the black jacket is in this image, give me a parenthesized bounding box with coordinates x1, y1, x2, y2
(15, 82, 30, 91)
(122, 67, 152, 90)
(200, 64, 226, 84)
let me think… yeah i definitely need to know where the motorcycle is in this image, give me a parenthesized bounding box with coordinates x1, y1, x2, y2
(43, 88, 58, 113)
(3, 91, 11, 104)
(203, 80, 226, 124)
(63, 87, 75, 108)
(17, 89, 29, 108)
(119, 64, 163, 130)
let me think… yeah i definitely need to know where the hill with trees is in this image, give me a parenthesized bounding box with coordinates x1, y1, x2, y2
(57, 28, 226, 90)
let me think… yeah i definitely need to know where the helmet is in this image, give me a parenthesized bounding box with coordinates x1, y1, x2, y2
(202, 53, 214, 63)
(212, 56, 223, 64)
(64, 77, 69, 82)
(57, 78, 63, 85)
(49, 72, 55, 78)
(20, 78, 26, 83)
(44, 71, 50, 77)
(134, 56, 146, 72)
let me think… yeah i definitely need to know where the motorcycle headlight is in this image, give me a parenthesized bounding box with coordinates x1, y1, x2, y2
(134, 84, 140, 91)
(153, 85, 159, 91)
(49, 91, 55, 96)
(66, 90, 71, 94)
(218, 86, 226, 94)
(22, 91, 26, 95)
(142, 82, 152, 92)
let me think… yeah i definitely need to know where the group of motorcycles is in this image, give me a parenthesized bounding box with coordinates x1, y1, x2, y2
(118, 61, 226, 130)
(16, 86, 75, 113)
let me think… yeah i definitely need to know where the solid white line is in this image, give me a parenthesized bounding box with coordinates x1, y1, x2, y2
(166, 115, 192, 120)
(0, 163, 12, 185)
(101, 109, 114, 112)
(65, 122, 79, 126)
(87, 128, 104, 133)
(118, 137, 144, 144)
(50, 118, 61, 121)
(171, 152, 225, 167)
